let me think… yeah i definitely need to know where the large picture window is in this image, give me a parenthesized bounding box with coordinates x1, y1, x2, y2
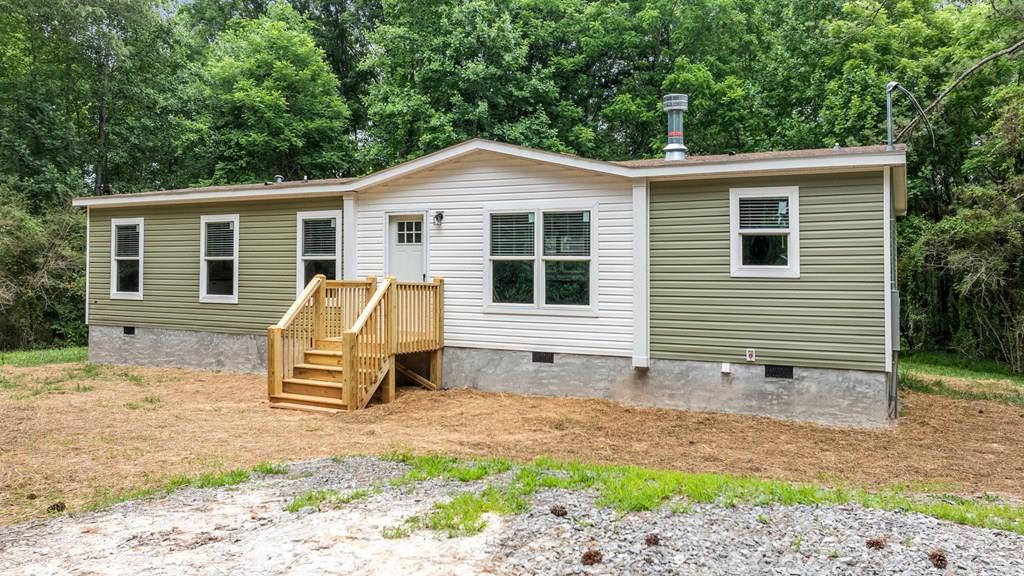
(487, 208, 595, 312)
(297, 210, 342, 291)
(200, 214, 239, 303)
(729, 187, 800, 278)
(110, 218, 143, 300)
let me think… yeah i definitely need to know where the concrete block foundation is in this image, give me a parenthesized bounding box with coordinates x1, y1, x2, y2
(443, 347, 890, 427)
(88, 325, 266, 373)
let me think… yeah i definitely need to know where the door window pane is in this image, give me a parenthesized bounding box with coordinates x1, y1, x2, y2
(545, 261, 589, 305)
(492, 260, 534, 304)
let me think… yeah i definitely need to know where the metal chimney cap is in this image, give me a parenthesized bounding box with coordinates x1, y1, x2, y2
(663, 94, 688, 112)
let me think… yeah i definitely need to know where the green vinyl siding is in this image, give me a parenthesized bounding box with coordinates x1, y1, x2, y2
(89, 197, 342, 334)
(649, 172, 885, 371)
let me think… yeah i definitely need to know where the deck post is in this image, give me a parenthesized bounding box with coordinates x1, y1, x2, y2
(267, 327, 283, 397)
(313, 274, 326, 341)
(342, 330, 359, 409)
(431, 277, 444, 388)
(382, 277, 398, 403)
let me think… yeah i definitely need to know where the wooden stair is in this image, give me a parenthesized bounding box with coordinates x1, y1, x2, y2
(270, 340, 354, 411)
(267, 275, 445, 413)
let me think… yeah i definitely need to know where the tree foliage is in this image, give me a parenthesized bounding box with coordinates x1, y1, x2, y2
(0, 0, 1022, 369)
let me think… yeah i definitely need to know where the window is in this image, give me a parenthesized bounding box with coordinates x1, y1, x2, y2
(396, 220, 422, 244)
(200, 214, 239, 303)
(487, 208, 595, 312)
(729, 187, 799, 278)
(110, 218, 143, 299)
(297, 210, 342, 291)
(542, 211, 591, 305)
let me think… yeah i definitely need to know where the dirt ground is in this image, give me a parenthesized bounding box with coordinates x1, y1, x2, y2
(2, 362, 1023, 525)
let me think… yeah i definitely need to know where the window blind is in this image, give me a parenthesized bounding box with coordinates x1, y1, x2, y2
(303, 218, 336, 257)
(115, 225, 140, 258)
(491, 213, 534, 256)
(543, 211, 590, 256)
(739, 197, 789, 229)
(205, 221, 235, 257)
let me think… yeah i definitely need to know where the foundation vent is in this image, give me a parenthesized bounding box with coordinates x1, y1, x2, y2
(764, 364, 794, 379)
(532, 351, 554, 364)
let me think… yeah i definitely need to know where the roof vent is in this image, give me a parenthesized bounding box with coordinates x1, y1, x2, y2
(663, 94, 688, 161)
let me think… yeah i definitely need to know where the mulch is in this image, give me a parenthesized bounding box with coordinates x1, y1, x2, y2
(2, 362, 1022, 524)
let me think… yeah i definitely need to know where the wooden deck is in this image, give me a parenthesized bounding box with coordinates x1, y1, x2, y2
(266, 276, 443, 412)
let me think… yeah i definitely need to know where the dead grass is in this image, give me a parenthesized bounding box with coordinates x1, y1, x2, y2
(2, 362, 1023, 524)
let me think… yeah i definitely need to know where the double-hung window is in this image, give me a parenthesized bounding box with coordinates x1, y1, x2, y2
(200, 214, 239, 303)
(297, 210, 342, 291)
(110, 218, 143, 300)
(487, 208, 595, 312)
(729, 187, 800, 278)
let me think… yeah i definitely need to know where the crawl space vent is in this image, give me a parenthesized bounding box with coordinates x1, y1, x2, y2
(532, 352, 554, 364)
(764, 364, 794, 379)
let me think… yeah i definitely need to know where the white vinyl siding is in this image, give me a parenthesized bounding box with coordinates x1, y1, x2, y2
(200, 214, 239, 304)
(355, 150, 634, 357)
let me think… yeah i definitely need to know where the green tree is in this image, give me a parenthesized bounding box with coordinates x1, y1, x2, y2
(180, 1, 353, 183)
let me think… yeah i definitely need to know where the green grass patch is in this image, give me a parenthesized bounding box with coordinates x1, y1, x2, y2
(285, 488, 375, 512)
(902, 351, 1024, 387)
(901, 372, 1024, 408)
(72, 383, 95, 392)
(392, 455, 1024, 537)
(115, 370, 146, 385)
(252, 462, 289, 476)
(422, 485, 530, 537)
(0, 347, 88, 367)
(79, 463, 282, 515)
(385, 452, 513, 484)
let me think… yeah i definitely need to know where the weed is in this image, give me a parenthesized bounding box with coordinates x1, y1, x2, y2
(285, 488, 374, 512)
(424, 485, 529, 537)
(900, 372, 1024, 408)
(72, 383, 95, 392)
(791, 535, 802, 553)
(124, 402, 142, 410)
(381, 525, 412, 539)
(0, 347, 88, 367)
(902, 351, 1024, 387)
(142, 394, 161, 405)
(252, 462, 288, 476)
(756, 514, 771, 525)
(116, 371, 146, 385)
(386, 452, 512, 485)
(0, 374, 20, 390)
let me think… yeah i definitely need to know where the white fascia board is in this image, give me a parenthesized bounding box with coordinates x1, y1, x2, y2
(72, 187, 354, 208)
(636, 152, 906, 180)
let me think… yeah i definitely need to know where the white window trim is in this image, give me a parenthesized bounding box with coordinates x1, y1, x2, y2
(296, 209, 343, 294)
(483, 202, 599, 317)
(729, 186, 800, 279)
(200, 214, 239, 304)
(109, 217, 144, 300)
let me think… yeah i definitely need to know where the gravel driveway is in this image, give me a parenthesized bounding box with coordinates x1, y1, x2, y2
(1, 457, 1021, 575)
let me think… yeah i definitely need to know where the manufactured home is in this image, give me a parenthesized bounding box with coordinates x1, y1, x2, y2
(72, 96, 907, 426)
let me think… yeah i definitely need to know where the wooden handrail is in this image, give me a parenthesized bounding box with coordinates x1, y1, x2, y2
(273, 275, 324, 329)
(350, 278, 391, 333)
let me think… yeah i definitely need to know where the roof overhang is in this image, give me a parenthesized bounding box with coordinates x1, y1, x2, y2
(72, 138, 907, 209)
(71, 185, 353, 208)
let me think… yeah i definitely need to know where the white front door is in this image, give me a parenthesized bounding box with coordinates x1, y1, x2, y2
(387, 215, 425, 282)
